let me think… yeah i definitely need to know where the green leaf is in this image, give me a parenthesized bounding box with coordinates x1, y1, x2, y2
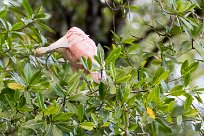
(193, 88, 204, 93)
(177, 1, 192, 12)
(110, 84, 116, 94)
(80, 122, 95, 131)
(34, 13, 46, 19)
(181, 60, 188, 75)
(186, 17, 199, 27)
(53, 113, 74, 122)
(164, 98, 175, 104)
(29, 27, 42, 43)
(153, 67, 168, 85)
(168, 101, 174, 113)
(14, 90, 20, 103)
(151, 121, 158, 136)
(116, 74, 131, 83)
(91, 113, 98, 126)
(12, 22, 24, 30)
(78, 104, 84, 122)
(186, 62, 199, 74)
(185, 3, 196, 12)
(87, 57, 92, 70)
(22, 0, 33, 16)
(36, 93, 45, 110)
(183, 74, 190, 87)
(110, 30, 121, 41)
(116, 87, 123, 101)
(105, 47, 121, 65)
(194, 95, 203, 104)
(4, 94, 15, 109)
(24, 63, 32, 83)
(155, 71, 169, 85)
(160, 80, 169, 92)
(67, 70, 83, 83)
(8, 83, 24, 90)
(0, 18, 12, 30)
(10, 6, 26, 16)
(23, 120, 44, 130)
(128, 44, 138, 53)
(176, 0, 182, 11)
(52, 125, 63, 136)
(147, 86, 160, 104)
(121, 38, 135, 44)
(110, 62, 116, 80)
(45, 124, 53, 136)
(0, 9, 7, 18)
(115, 105, 122, 118)
(52, 84, 65, 97)
(184, 95, 193, 111)
(124, 5, 139, 11)
(170, 85, 186, 96)
(67, 80, 79, 94)
(156, 118, 172, 133)
(94, 56, 101, 66)
(24, 91, 31, 105)
(129, 124, 139, 131)
(180, 17, 193, 30)
(143, 52, 157, 58)
(101, 122, 111, 127)
(191, 23, 203, 37)
(166, 116, 173, 123)
(44, 103, 58, 116)
(66, 101, 78, 114)
(183, 109, 198, 117)
(170, 25, 183, 35)
(99, 82, 106, 99)
(29, 70, 41, 85)
(81, 56, 88, 70)
(133, 80, 144, 89)
(54, 122, 73, 133)
(69, 93, 89, 103)
(97, 44, 105, 65)
(37, 21, 55, 33)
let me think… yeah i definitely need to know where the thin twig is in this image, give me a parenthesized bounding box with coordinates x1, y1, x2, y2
(156, 0, 175, 15)
(105, 0, 121, 11)
(131, 90, 149, 93)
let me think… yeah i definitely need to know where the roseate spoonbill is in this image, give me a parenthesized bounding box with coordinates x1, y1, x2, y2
(34, 27, 106, 83)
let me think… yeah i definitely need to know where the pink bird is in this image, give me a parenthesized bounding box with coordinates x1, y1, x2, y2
(34, 27, 107, 83)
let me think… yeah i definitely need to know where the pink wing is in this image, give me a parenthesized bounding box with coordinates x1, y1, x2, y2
(64, 27, 106, 83)
(65, 27, 97, 67)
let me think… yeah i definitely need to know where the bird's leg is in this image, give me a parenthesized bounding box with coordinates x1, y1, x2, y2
(34, 35, 70, 57)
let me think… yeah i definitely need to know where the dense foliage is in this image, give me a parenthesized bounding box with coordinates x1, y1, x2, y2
(0, 0, 204, 135)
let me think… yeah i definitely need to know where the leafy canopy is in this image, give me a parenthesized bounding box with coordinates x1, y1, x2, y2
(0, 0, 204, 135)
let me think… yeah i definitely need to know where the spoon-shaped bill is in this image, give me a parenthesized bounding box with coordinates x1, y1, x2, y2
(34, 35, 70, 57)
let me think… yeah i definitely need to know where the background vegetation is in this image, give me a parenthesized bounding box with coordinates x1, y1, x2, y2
(0, 0, 204, 135)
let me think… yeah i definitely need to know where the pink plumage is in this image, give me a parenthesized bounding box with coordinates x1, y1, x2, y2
(34, 27, 106, 83)
(64, 27, 106, 83)
(64, 27, 97, 70)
